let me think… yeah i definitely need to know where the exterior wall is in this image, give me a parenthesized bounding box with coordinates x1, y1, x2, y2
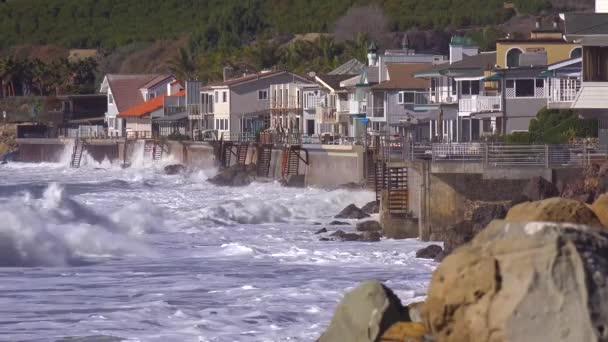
(125, 117, 152, 134)
(145, 78, 175, 99)
(496, 42, 580, 68)
(504, 97, 547, 132)
(212, 88, 230, 136)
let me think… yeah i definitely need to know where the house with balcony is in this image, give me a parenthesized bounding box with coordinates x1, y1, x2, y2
(198, 70, 312, 139)
(564, 5, 608, 143)
(99, 74, 176, 137)
(268, 82, 319, 134)
(312, 74, 354, 136)
(543, 57, 582, 109)
(368, 63, 433, 140)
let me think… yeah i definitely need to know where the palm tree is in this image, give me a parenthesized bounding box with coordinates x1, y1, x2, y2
(167, 47, 197, 82)
(0, 58, 17, 97)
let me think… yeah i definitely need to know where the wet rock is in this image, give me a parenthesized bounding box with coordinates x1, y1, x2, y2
(591, 193, 608, 228)
(314, 228, 328, 234)
(507, 197, 602, 226)
(335, 204, 370, 220)
(338, 232, 364, 242)
(442, 220, 473, 255)
(361, 200, 380, 214)
(319, 280, 410, 342)
(330, 230, 346, 237)
(415, 244, 443, 259)
(329, 221, 350, 226)
(424, 220, 608, 342)
(380, 322, 427, 342)
(208, 164, 256, 187)
(319, 237, 331, 242)
(356, 220, 382, 232)
(164, 164, 186, 175)
(433, 251, 446, 263)
(522, 176, 559, 201)
(381, 216, 418, 240)
(361, 231, 382, 242)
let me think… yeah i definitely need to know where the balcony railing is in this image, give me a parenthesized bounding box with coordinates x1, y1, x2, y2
(348, 100, 366, 114)
(165, 106, 186, 116)
(547, 78, 581, 103)
(459, 96, 502, 113)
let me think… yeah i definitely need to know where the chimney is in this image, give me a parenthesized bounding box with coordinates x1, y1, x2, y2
(223, 66, 234, 81)
(535, 17, 542, 29)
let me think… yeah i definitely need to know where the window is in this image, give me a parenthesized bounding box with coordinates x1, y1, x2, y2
(461, 81, 480, 96)
(451, 78, 457, 96)
(507, 79, 538, 98)
(583, 47, 608, 82)
(222, 91, 227, 103)
(398, 91, 415, 104)
(108, 94, 114, 104)
(535, 79, 544, 88)
(258, 90, 268, 100)
(215, 91, 218, 103)
(506, 48, 523, 68)
(148, 92, 156, 100)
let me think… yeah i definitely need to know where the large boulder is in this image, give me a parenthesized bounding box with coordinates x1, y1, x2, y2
(319, 281, 410, 342)
(424, 220, 608, 342)
(380, 322, 427, 342)
(361, 201, 380, 214)
(506, 197, 602, 227)
(164, 164, 186, 175)
(208, 164, 256, 187)
(471, 202, 509, 232)
(361, 231, 382, 242)
(335, 204, 370, 219)
(356, 220, 382, 232)
(592, 193, 608, 228)
(522, 176, 559, 201)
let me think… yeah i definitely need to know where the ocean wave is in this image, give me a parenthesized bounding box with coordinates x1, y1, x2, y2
(0, 183, 154, 267)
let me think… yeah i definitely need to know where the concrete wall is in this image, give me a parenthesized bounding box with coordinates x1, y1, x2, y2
(18, 140, 66, 163)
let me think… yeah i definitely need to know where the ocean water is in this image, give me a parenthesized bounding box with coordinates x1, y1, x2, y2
(0, 150, 436, 342)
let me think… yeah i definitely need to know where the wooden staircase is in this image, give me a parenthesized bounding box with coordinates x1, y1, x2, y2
(281, 145, 308, 179)
(70, 139, 85, 168)
(374, 161, 387, 204)
(152, 143, 163, 161)
(236, 143, 248, 165)
(257, 144, 273, 177)
(386, 166, 408, 214)
(221, 141, 233, 168)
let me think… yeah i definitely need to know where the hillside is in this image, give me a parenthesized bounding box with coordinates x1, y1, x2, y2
(0, 0, 553, 50)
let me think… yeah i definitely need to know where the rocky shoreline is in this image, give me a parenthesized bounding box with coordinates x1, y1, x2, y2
(318, 163, 608, 341)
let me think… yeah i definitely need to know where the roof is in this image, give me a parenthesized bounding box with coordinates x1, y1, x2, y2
(203, 70, 305, 89)
(565, 13, 608, 36)
(328, 59, 365, 75)
(371, 64, 431, 90)
(415, 52, 496, 77)
(486, 66, 548, 80)
(315, 74, 353, 91)
(360, 66, 379, 85)
(450, 36, 477, 47)
(139, 74, 174, 90)
(102, 74, 164, 112)
(495, 38, 566, 43)
(118, 90, 185, 118)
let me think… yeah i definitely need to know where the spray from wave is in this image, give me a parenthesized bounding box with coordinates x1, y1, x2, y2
(0, 183, 156, 267)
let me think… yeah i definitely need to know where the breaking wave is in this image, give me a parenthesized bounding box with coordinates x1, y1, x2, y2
(0, 183, 155, 267)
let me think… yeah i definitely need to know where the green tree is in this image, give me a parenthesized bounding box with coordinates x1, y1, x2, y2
(167, 47, 197, 82)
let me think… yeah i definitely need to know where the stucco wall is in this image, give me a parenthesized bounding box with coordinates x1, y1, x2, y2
(496, 42, 579, 68)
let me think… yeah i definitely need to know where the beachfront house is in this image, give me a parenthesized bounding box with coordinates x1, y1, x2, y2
(564, 8, 608, 143)
(269, 82, 319, 134)
(198, 70, 312, 140)
(99, 74, 176, 137)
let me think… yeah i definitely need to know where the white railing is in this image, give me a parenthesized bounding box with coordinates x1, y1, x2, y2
(459, 96, 502, 113)
(548, 78, 581, 103)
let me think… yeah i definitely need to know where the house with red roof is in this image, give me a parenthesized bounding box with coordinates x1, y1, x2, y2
(99, 74, 177, 137)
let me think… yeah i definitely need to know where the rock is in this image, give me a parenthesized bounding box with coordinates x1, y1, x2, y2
(335, 204, 370, 220)
(472, 203, 509, 231)
(164, 164, 186, 175)
(379, 322, 427, 342)
(506, 197, 602, 226)
(361, 231, 382, 242)
(330, 230, 346, 237)
(329, 221, 350, 226)
(415, 244, 443, 259)
(356, 220, 382, 232)
(382, 216, 418, 240)
(591, 193, 608, 228)
(522, 176, 559, 201)
(442, 220, 473, 255)
(319, 237, 331, 242)
(361, 200, 380, 214)
(406, 302, 425, 323)
(314, 228, 328, 234)
(424, 220, 608, 342)
(319, 281, 410, 342)
(339, 232, 364, 242)
(208, 164, 256, 187)
(562, 179, 595, 204)
(433, 251, 446, 263)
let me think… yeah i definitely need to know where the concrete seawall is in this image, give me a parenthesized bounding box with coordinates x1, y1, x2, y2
(16, 139, 366, 188)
